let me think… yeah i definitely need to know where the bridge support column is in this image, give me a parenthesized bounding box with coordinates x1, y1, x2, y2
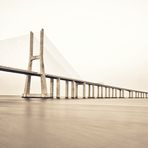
(105, 87, 107, 98)
(92, 85, 95, 98)
(129, 91, 131, 98)
(140, 93, 142, 98)
(108, 88, 110, 98)
(121, 90, 124, 98)
(56, 78, 60, 99)
(101, 86, 103, 98)
(112, 88, 114, 98)
(135, 92, 137, 98)
(119, 89, 122, 98)
(65, 81, 69, 99)
(136, 92, 138, 98)
(137, 92, 139, 98)
(50, 78, 54, 98)
(134, 91, 136, 98)
(83, 82, 86, 99)
(97, 86, 100, 98)
(71, 81, 75, 99)
(76, 83, 78, 98)
(140, 93, 141, 98)
(115, 89, 117, 98)
(130, 91, 133, 98)
(88, 84, 91, 98)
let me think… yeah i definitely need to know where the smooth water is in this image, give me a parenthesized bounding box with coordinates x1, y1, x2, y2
(0, 97, 148, 148)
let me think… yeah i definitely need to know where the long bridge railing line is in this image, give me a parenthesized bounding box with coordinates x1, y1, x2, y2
(0, 65, 148, 99)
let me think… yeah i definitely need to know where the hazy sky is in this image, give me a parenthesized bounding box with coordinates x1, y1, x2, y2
(0, 0, 148, 94)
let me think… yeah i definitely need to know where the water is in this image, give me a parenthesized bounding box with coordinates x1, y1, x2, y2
(0, 96, 148, 148)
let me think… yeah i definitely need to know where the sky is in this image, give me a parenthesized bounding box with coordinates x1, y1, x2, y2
(0, 0, 148, 94)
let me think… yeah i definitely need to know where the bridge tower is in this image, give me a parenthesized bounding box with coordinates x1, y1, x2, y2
(22, 29, 48, 98)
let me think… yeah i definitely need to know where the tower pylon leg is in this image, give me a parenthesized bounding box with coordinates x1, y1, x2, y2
(40, 29, 48, 97)
(23, 32, 33, 98)
(22, 29, 48, 98)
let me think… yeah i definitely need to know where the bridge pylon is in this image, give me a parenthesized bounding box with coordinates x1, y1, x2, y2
(22, 29, 49, 98)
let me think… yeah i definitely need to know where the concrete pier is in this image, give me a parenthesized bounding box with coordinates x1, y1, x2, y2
(129, 91, 131, 98)
(112, 88, 114, 98)
(97, 86, 100, 98)
(65, 81, 69, 99)
(83, 82, 86, 99)
(92, 85, 95, 98)
(135, 92, 137, 98)
(88, 84, 91, 98)
(121, 90, 124, 98)
(108, 88, 110, 98)
(115, 89, 117, 98)
(50, 78, 54, 98)
(56, 78, 60, 99)
(76, 83, 78, 98)
(119, 89, 122, 98)
(101, 87, 103, 98)
(71, 81, 75, 99)
(105, 87, 107, 98)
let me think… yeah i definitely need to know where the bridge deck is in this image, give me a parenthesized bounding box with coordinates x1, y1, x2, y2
(0, 65, 147, 93)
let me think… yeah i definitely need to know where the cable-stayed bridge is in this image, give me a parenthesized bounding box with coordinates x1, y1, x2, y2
(0, 29, 148, 99)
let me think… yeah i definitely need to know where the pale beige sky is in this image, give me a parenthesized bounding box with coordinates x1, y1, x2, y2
(0, 0, 148, 94)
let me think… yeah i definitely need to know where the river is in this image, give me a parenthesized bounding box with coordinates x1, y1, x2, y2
(0, 96, 148, 148)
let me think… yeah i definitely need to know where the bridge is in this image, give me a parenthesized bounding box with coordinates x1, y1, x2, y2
(0, 29, 148, 99)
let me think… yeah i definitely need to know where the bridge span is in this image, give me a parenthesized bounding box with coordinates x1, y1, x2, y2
(0, 65, 147, 99)
(0, 29, 148, 99)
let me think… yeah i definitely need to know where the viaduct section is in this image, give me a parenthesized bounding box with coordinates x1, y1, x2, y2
(0, 29, 148, 99)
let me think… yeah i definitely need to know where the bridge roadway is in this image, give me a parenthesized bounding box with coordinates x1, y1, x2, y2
(0, 65, 148, 97)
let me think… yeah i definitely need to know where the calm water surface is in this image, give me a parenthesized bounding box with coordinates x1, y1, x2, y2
(0, 96, 148, 148)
